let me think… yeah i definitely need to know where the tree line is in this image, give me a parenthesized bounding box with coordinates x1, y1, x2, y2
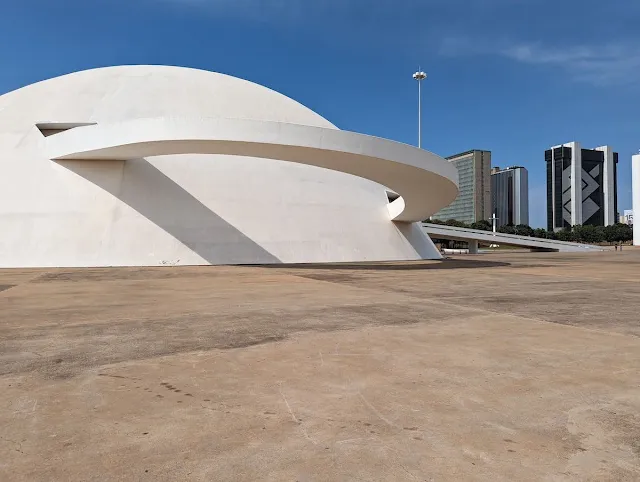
(427, 218, 633, 244)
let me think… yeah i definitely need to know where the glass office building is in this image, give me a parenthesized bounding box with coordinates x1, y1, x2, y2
(432, 150, 492, 224)
(491, 166, 529, 228)
(545, 142, 618, 231)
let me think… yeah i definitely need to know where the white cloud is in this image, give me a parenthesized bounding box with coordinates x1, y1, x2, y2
(440, 37, 640, 86)
(503, 43, 640, 86)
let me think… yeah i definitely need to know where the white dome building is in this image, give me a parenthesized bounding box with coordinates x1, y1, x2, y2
(0, 65, 457, 267)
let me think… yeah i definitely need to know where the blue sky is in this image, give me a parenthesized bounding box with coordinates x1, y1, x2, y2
(1, 0, 638, 227)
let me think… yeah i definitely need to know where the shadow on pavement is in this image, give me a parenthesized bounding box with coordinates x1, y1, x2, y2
(257, 258, 510, 271)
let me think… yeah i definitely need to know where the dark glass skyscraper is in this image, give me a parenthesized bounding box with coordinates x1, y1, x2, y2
(491, 166, 529, 228)
(545, 142, 617, 231)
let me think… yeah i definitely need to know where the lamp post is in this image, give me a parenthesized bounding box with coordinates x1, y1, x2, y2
(489, 212, 500, 248)
(489, 212, 499, 233)
(412, 69, 427, 148)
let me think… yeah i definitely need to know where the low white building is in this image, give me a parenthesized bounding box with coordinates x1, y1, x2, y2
(619, 210, 633, 225)
(0, 65, 458, 267)
(633, 155, 640, 246)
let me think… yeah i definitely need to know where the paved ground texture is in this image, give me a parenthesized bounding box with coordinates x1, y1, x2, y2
(1, 250, 639, 481)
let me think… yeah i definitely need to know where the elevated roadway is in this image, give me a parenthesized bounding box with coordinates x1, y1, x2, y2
(422, 223, 605, 253)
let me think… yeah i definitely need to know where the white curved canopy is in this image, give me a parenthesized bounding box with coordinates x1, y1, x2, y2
(44, 117, 458, 222)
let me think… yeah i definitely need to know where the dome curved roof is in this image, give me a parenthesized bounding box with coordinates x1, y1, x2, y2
(0, 65, 337, 131)
(0, 64, 455, 266)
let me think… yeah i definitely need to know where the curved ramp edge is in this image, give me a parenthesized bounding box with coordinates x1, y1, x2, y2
(43, 117, 459, 223)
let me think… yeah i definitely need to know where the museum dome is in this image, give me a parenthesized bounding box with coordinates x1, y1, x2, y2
(0, 65, 337, 131)
(0, 64, 456, 268)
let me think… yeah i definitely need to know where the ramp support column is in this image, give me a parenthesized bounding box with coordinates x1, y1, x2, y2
(468, 240, 479, 254)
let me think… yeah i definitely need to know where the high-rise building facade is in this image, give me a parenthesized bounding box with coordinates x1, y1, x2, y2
(491, 166, 529, 228)
(545, 142, 618, 231)
(432, 150, 491, 224)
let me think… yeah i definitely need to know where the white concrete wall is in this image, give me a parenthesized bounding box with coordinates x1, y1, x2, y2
(569, 141, 582, 227)
(633, 155, 640, 246)
(0, 66, 450, 267)
(515, 167, 529, 226)
(596, 145, 616, 226)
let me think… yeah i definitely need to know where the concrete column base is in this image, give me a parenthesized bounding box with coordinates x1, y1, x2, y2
(468, 240, 479, 254)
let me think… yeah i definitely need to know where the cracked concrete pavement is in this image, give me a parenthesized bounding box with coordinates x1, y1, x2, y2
(1, 250, 639, 481)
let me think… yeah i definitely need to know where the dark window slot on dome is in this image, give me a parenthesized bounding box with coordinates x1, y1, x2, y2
(36, 122, 96, 137)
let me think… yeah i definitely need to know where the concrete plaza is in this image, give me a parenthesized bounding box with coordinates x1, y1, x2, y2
(1, 251, 639, 481)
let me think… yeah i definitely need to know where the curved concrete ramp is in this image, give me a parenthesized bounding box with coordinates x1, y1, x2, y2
(422, 223, 605, 253)
(44, 117, 459, 223)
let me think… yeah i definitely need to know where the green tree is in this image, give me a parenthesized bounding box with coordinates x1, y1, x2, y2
(533, 228, 548, 239)
(604, 224, 617, 244)
(592, 225, 606, 243)
(603, 223, 632, 243)
(514, 224, 534, 237)
(556, 228, 575, 242)
(471, 220, 492, 231)
(445, 219, 468, 228)
(498, 224, 516, 235)
(572, 224, 583, 242)
(619, 223, 633, 242)
(573, 224, 604, 244)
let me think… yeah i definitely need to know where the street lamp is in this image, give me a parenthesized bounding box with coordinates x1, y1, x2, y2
(489, 212, 499, 233)
(412, 69, 427, 148)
